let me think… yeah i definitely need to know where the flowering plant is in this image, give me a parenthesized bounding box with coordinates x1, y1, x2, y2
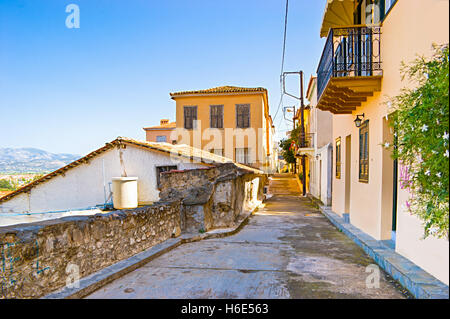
(388, 44, 449, 239)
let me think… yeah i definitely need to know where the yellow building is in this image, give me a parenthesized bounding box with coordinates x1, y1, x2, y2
(169, 86, 276, 172)
(316, 0, 449, 285)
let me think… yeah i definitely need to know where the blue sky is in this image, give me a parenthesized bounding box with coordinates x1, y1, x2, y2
(0, 0, 325, 155)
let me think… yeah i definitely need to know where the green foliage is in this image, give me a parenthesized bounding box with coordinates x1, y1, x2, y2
(388, 44, 449, 239)
(0, 179, 14, 190)
(279, 138, 297, 164)
(279, 125, 302, 166)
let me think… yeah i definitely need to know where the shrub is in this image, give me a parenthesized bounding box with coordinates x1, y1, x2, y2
(388, 44, 449, 239)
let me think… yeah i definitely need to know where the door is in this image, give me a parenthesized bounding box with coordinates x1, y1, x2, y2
(344, 135, 352, 214)
(392, 133, 398, 241)
(319, 160, 322, 201)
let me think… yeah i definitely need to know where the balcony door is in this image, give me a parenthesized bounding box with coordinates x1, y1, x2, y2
(354, 0, 381, 77)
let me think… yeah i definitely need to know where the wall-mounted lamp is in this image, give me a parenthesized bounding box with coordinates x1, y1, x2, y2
(354, 113, 365, 128)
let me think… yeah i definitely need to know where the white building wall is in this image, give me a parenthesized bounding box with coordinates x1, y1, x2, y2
(0, 145, 206, 215)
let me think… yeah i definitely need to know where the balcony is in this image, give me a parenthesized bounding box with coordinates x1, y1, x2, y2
(317, 25, 382, 114)
(296, 133, 314, 157)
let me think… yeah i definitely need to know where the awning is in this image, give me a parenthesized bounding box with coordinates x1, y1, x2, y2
(320, 0, 355, 38)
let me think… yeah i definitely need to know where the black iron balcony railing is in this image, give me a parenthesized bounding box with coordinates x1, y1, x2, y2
(317, 25, 382, 99)
(298, 133, 314, 149)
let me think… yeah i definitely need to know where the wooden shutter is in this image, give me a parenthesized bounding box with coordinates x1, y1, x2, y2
(336, 137, 341, 179)
(210, 105, 223, 128)
(236, 104, 250, 128)
(184, 106, 197, 129)
(184, 106, 191, 129)
(359, 121, 369, 182)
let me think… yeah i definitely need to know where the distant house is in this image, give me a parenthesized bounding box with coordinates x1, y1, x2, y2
(0, 137, 259, 215)
(143, 119, 176, 144)
(170, 86, 277, 173)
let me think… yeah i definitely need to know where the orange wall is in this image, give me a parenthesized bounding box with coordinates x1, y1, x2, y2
(145, 129, 175, 143)
(172, 93, 271, 168)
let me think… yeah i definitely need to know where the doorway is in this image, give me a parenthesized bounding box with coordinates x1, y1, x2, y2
(319, 159, 322, 201)
(392, 131, 398, 242)
(344, 135, 352, 215)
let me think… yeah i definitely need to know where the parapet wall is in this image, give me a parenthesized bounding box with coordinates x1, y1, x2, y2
(0, 202, 180, 299)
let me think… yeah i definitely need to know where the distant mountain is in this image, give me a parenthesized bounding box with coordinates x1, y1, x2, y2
(0, 147, 81, 173)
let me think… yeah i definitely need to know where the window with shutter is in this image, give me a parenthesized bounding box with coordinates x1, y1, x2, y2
(210, 105, 223, 129)
(209, 149, 224, 156)
(336, 137, 341, 179)
(236, 104, 250, 128)
(184, 106, 197, 130)
(359, 121, 369, 182)
(235, 148, 250, 164)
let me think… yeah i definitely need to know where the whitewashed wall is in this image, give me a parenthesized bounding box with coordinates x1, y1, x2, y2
(0, 145, 206, 215)
(309, 143, 332, 206)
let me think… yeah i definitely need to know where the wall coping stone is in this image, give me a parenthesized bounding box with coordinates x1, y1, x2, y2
(42, 200, 262, 299)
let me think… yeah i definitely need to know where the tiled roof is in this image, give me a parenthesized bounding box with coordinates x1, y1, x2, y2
(143, 122, 176, 130)
(120, 138, 262, 173)
(0, 137, 262, 203)
(170, 86, 268, 97)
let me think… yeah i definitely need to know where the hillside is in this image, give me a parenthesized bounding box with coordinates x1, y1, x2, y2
(0, 147, 80, 173)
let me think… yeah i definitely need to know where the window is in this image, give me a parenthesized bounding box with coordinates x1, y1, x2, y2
(335, 137, 341, 179)
(235, 148, 250, 164)
(381, 0, 397, 19)
(156, 165, 178, 188)
(210, 105, 223, 129)
(210, 149, 224, 157)
(356, 0, 397, 24)
(183, 106, 197, 129)
(359, 121, 369, 182)
(236, 104, 250, 128)
(156, 135, 167, 142)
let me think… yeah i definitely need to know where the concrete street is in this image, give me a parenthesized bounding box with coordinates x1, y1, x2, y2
(86, 174, 409, 299)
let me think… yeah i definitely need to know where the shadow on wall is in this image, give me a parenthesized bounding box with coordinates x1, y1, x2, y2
(159, 162, 267, 233)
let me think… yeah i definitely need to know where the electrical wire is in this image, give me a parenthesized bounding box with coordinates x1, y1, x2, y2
(273, 0, 289, 123)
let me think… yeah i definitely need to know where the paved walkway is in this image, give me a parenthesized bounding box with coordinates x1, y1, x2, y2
(86, 174, 409, 299)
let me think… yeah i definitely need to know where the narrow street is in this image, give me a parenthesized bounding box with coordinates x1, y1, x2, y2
(86, 174, 408, 299)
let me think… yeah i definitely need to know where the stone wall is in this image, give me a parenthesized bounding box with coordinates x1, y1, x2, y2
(159, 163, 267, 232)
(0, 163, 267, 299)
(0, 202, 181, 299)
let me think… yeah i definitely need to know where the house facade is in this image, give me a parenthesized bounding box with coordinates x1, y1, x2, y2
(297, 76, 333, 205)
(316, 0, 449, 284)
(170, 86, 277, 173)
(143, 119, 176, 143)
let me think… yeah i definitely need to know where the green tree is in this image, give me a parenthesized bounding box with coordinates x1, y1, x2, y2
(0, 179, 14, 190)
(388, 44, 449, 239)
(279, 138, 296, 164)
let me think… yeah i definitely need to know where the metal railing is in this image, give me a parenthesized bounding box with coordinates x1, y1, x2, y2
(298, 133, 314, 149)
(317, 25, 382, 99)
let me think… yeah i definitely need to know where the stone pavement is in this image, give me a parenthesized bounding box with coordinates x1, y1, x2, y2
(86, 174, 410, 299)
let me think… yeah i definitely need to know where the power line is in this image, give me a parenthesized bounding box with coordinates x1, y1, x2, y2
(280, 0, 289, 76)
(273, 0, 289, 123)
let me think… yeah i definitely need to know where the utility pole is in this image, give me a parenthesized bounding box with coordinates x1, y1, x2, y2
(283, 105, 296, 173)
(282, 70, 307, 196)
